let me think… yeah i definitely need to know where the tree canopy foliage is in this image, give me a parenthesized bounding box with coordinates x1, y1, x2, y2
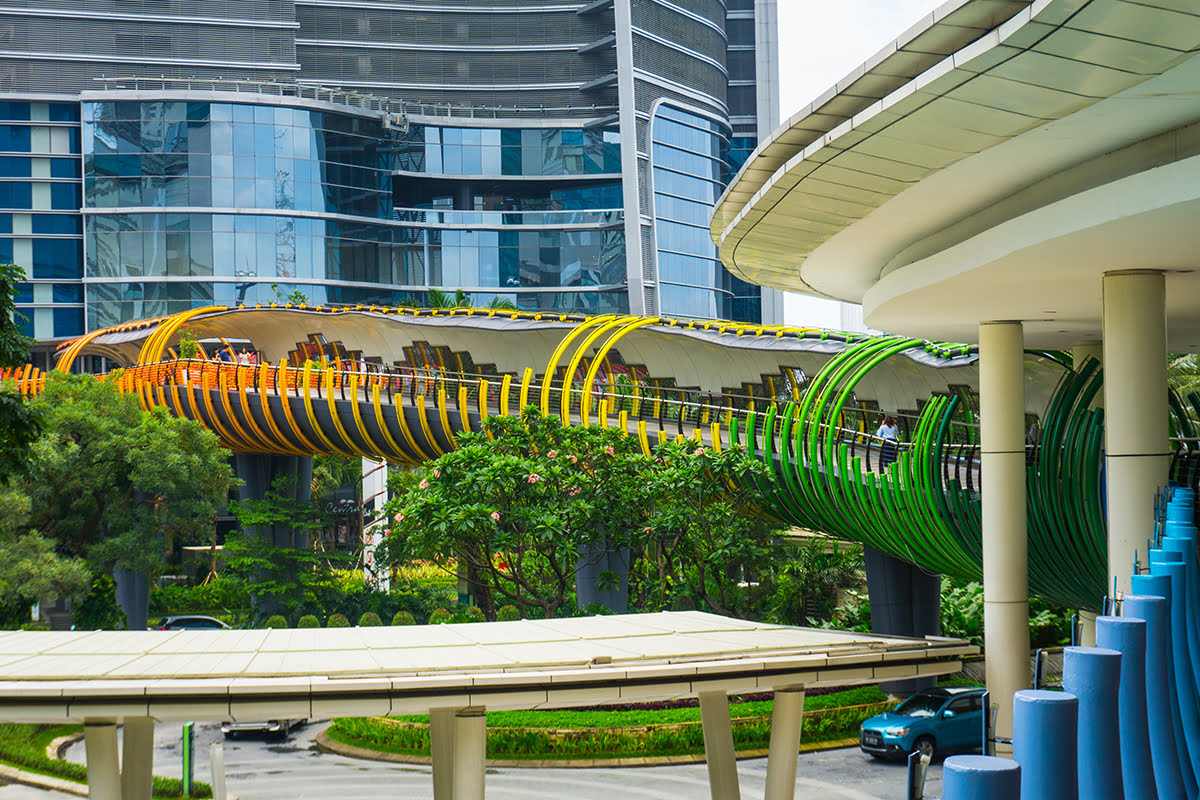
(14, 373, 235, 579)
(381, 408, 791, 619)
(0, 263, 39, 481)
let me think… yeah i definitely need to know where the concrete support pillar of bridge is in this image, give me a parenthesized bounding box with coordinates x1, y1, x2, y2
(120, 717, 155, 800)
(84, 720, 121, 800)
(698, 690, 741, 800)
(763, 687, 805, 800)
(1102, 270, 1170, 596)
(451, 707, 486, 800)
(864, 546, 940, 694)
(234, 453, 314, 548)
(430, 706, 457, 800)
(978, 320, 1031, 748)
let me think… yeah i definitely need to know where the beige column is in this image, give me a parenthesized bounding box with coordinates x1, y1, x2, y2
(979, 321, 1031, 746)
(452, 707, 486, 800)
(430, 707, 457, 800)
(764, 687, 805, 800)
(699, 690, 741, 800)
(84, 720, 121, 800)
(120, 717, 155, 800)
(1102, 270, 1170, 595)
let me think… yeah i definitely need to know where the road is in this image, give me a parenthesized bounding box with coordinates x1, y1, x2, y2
(50, 720, 943, 799)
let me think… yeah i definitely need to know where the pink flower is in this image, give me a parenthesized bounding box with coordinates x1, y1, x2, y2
(642, 526, 652, 533)
(527, 473, 541, 484)
(569, 455, 578, 464)
(433, 469, 441, 477)
(695, 447, 706, 455)
(394, 513, 404, 523)
(419, 479, 428, 489)
(604, 445, 615, 455)
(491, 511, 500, 521)
(548, 450, 557, 458)
(569, 486, 580, 496)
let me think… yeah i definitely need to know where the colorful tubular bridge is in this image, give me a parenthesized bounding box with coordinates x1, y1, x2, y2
(7, 303, 1200, 610)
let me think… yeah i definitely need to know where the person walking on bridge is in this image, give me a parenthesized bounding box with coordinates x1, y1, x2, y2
(877, 414, 900, 472)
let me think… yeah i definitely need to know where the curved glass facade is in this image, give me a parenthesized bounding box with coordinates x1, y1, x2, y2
(391, 120, 628, 314)
(652, 105, 760, 322)
(82, 99, 402, 327)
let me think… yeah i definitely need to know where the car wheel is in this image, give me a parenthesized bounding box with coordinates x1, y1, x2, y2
(914, 736, 936, 759)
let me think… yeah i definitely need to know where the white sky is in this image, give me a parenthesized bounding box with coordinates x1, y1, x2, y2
(772, 0, 944, 329)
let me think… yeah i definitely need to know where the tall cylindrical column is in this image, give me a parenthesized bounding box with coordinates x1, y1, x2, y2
(1123, 595, 1188, 800)
(121, 717, 155, 800)
(979, 320, 1031, 742)
(1012, 689, 1079, 800)
(764, 687, 805, 800)
(1096, 615, 1158, 800)
(1148, 559, 1200, 786)
(699, 690, 741, 800)
(84, 721, 121, 800)
(1062, 647, 1123, 800)
(943, 755, 1021, 800)
(1102, 270, 1169, 594)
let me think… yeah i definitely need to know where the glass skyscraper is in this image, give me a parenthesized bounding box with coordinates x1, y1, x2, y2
(1, 0, 780, 368)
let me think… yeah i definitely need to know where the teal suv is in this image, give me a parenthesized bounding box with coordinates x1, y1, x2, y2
(859, 686, 986, 760)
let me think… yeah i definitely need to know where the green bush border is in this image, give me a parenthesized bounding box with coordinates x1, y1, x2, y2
(326, 687, 892, 762)
(0, 723, 212, 799)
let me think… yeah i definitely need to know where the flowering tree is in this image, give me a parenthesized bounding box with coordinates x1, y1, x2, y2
(382, 409, 655, 619)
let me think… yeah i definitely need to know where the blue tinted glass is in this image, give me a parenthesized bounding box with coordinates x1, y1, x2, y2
(13, 280, 30, 302)
(0, 182, 31, 208)
(53, 306, 84, 337)
(0, 103, 30, 121)
(0, 125, 31, 151)
(52, 283, 83, 303)
(32, 214, 81, 235)
(32, 239, 82, 279)
(0, 214, 9, 233)
(50, 158, 79, 178)
(0, 239, 12, 263)
(0, 156, 29, 177)
(51, 183, 80, 210)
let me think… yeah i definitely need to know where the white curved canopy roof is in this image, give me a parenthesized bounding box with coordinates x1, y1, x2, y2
(713, 0, 1200, 349)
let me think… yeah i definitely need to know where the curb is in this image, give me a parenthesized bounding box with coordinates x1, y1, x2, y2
(0, 762, 87, 797)
(316, 728, 862, 768)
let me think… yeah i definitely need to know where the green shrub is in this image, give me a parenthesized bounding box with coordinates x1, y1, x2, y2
(464, 606, 485, 622)
(264, 614, 288, 629)
(496, 605, 521, 621)
(391, 611, 415, 626)
(359, 612, 382, 627)
(327, 613, 350, 628)
(297, 614, 320, 628)
(428, 608, 452, 624)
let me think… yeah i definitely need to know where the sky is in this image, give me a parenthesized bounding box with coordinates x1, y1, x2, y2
(771, 0, 945, 328)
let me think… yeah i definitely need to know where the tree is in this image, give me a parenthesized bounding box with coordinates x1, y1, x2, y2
(224, 474, 347, 622)
(0, 483, 90, 606)
(636, 440, 782, 618)
(17, 373, 235, 577)
(382, 409, 657, 619)
(0, 263, 38, 481)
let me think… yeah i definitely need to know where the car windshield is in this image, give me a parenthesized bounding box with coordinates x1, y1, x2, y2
(894, 693, 946, 718)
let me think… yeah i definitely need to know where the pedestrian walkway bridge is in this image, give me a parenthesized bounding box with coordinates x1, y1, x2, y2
(8, 303, 1200, 610)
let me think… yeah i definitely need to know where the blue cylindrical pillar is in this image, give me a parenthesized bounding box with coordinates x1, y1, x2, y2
(1124, 595, 1189, 800)
(1132, 573, 1198, 796)
(1148, 558, 1200, 787)
(1012, 689, 1078, 800)
(1160, 535, 1200, 690)
(943, 755, 1021, 800)
(1166, 503, 1192, 524)
(1062, 646, 1124, 800)
(1096, 615, 1158, 800)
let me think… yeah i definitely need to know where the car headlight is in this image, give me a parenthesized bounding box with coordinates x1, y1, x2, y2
(885, 727, 909, 736)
